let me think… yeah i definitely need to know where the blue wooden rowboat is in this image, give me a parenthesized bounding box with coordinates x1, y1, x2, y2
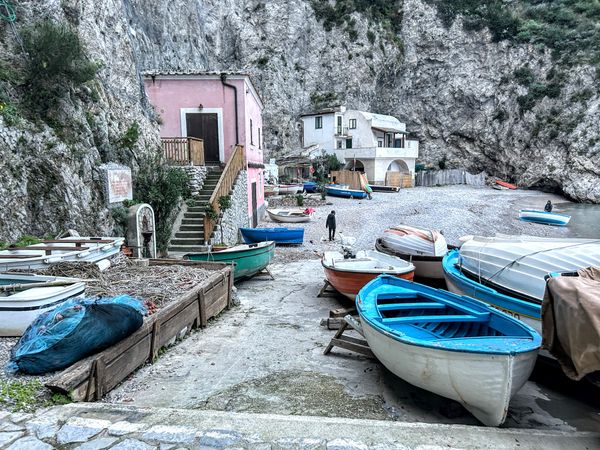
(357, 274, 540, 426)
(325, 184, 368, 199)
(303, 181, 318, 193)
(240, 227, 304, 245)
(519, 209, 571, 226)
(442, 250, 541, 333)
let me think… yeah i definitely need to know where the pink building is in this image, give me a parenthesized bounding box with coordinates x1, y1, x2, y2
(143, 70, 265, 226)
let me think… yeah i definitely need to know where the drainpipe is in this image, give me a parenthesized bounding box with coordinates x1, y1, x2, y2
(220, 73, 239, 145)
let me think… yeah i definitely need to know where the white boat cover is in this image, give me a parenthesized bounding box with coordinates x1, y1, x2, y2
(459, 235, 600, 301)
(542, 267, 600, 380)
(380, 225, 447, 257)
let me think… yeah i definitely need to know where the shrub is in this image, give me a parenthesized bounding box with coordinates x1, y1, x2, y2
(0, 97, 20, 126)
(296, 194, 304, 207)
(119, 122, 140, 152)
(22, 19, 99, 115)
(133, 153, 191, 252)
(513, 67, 534, 86)
(218, 195, 232, 211)
(204, 204, 219, 222)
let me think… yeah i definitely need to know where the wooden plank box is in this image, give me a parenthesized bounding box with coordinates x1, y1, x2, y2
(45, 259, 234, 402)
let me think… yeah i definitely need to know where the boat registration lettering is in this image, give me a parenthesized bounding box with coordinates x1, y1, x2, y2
(490, 305, 520, 320)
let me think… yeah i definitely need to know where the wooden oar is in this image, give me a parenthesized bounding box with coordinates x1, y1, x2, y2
(0, 280, 82, 291)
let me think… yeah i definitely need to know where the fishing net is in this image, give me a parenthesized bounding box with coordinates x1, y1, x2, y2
(7, 295, 146, 375)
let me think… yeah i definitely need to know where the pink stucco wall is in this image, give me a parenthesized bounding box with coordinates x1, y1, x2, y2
(144, 75, 265, 219)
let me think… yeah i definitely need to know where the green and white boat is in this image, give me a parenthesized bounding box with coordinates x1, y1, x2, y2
(184, 241, 275, 280)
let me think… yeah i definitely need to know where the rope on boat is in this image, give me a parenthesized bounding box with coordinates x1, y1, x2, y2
(485, 238, 600, 283)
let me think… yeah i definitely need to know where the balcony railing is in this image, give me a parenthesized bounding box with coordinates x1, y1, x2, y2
(335, 126, 350, 136)
(204, 145, 245, 243)
(162, 137, 205, 166)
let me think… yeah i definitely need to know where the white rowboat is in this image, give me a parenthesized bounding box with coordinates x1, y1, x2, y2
(0, 236, 124, 272)
(266, 208, 312, 223)
(357, 275, 540, 427)
(0, 273, 85, 336)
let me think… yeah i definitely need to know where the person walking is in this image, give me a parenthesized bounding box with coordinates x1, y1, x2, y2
(326, 210, 336, 241)
(544, 200, 553, 212)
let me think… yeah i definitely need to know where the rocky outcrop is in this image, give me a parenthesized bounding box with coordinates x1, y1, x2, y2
(1, 0, 599, 242)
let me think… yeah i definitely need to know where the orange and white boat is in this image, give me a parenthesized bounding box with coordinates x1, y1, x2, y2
(495, 180, 517, 190)
(321, 250, 415, 300)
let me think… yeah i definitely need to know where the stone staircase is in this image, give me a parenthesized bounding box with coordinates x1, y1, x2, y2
(168, 168, 223, 253)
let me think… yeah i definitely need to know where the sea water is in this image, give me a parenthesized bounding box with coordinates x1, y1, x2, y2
(555, 202, 600, 239)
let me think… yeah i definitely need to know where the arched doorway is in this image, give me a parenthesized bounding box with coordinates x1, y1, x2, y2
(387, 160, 409, 172)
(344, 159, 365, 172)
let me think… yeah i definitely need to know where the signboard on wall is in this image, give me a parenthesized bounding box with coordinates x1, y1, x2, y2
(99, 163, 133, 205)
(107, 168, 133, 203)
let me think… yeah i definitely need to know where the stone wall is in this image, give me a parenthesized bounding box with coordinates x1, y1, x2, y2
(181, 166, 208, 197)
(216, 171, 249, 245)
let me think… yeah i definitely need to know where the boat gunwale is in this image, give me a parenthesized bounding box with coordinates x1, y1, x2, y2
(321, 255, 414, 276)
(442, 250, 541, 320)
(184, 241, 275, 260)
(519, 209, 571, 219)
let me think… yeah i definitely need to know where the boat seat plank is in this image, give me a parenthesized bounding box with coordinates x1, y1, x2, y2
(377, 302, 445, 311)
(0, 254, 38, 259)
(381, 313, 490, 324)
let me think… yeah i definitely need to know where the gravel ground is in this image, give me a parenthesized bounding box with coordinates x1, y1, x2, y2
(263, 185, 572, 263)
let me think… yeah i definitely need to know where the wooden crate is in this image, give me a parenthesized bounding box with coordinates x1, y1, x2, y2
(385, 171, 413, 188)
(45, 259, 233, 402)
(330, 170, 363, 190)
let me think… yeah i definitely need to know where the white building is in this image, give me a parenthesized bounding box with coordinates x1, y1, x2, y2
(300, 106, 419, 185)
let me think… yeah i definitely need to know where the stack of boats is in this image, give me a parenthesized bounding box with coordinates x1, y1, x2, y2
(443, 234, 600, 333)
(321, 225, 600, 426)
(0, 236, 125, 336)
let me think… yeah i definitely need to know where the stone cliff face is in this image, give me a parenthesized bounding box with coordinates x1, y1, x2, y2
(1, 0, 599, 240)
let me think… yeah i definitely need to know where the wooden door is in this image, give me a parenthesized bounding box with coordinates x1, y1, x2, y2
(251, 182, 258, 227)
(186, 113, 220, 163)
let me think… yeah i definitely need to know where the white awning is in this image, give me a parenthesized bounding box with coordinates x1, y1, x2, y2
(360, 112, 406, 133)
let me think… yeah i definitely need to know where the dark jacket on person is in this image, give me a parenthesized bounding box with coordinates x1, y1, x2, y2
(545, 201, 553, 212)
(326, 213, 336, 229)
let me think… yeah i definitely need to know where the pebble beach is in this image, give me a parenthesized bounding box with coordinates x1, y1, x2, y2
(265, 185, 573, 263)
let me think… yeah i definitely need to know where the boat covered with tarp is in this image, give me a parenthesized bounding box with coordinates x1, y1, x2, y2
(543, 267, 600, 380)
(357, 275, 540, 426)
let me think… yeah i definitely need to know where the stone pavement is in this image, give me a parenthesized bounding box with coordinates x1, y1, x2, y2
(0, 404, 598, 450)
